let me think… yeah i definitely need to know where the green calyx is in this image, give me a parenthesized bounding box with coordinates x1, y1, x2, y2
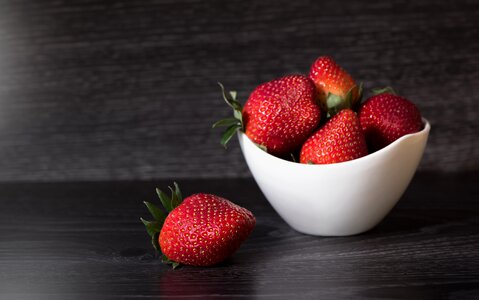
(254, 142, 267, 152)
(325, 83, 363, 118)
(162, 254, 180, 269)
(371, 86, 397, 96)
(212, 82, 244, 148)
(140, 182, 183, 268)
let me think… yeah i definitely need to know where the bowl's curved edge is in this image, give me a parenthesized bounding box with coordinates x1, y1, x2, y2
(238, 118, 431, 169)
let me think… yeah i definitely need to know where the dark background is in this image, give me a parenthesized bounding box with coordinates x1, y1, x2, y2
(0, 0, 478, 182)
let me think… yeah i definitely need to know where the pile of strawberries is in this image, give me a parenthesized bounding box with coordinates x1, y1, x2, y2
(215, 56, 424, 164)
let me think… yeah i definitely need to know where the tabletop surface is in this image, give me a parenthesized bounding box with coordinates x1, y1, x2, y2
(1, 172, 478, 299)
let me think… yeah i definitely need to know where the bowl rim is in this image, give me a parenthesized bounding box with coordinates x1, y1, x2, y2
(239, 118, 431, 169)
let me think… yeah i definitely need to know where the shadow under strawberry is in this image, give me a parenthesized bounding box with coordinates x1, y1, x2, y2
(157, 258, 257, 297)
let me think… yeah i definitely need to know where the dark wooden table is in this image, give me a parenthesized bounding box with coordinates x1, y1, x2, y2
(1, 172, 478, 299)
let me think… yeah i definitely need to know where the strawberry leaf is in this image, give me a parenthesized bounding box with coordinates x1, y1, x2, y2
(173, 182, 182, 203)
(229, 90, 237, 100)
(212, 118, 241, 128)
(162, 254, 181, 269)
(233, 109, 243, 124)
(215, 82, 244, 148)
(143, 201, 166, 222)
(325, 93, 346, 117)
(325, 84, 363, 117)
(152, 232, 161, 252)
(254, 143, 267, 152)
(153, 183, 184, 214)
(344, 88, 353, 108)
(372, 86, 397, 96)
(169, 186, 181, 210)
(140, 218, 163, 237)
(156, 188, 173, 212)
(218, 82, 241, 109)
(290, 153, 297, 163)
(141, 183, 186, 258)
(357, 82, 364, 101)
(352, 83, 364, 111)
(220, 124, 242, 148)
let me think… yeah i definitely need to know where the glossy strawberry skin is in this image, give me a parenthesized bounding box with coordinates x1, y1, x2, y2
(300, 109, 368, 164)
(242, 75, 321, 157)
(359, 93, 423, 151)
(309, 56, 359, 111)
(159, 193, 256, 267)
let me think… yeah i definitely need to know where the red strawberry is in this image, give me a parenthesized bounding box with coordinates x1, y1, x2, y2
(141, 183, 255, 268)
(214, 75, 321, 157)
(309, 56, 362, 116)
(300, 109, 368, 164)
(359, 88, 423, 152)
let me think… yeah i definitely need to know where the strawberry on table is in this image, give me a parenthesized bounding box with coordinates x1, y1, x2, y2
(300, 109, 368, 164)
(214, 75, 321, 158)
(309, 56, 362, 116)
(359, 87, 423, 152)
(141, 183, 256, 268)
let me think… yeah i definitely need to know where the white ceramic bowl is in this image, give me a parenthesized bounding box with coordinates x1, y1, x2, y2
(238, 119, 430, 236)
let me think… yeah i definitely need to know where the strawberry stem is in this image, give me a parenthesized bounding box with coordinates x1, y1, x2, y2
(324, 83, 363, 118)
(372, 86, 397, 96)
(213, 82, 244, 148)
(325, 93, 347, 117)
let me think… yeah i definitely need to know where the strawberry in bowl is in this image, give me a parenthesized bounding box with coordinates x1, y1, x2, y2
(214, 75, 321, 158)
(215, 56, 430, 236)
(359, 87, 424, 152)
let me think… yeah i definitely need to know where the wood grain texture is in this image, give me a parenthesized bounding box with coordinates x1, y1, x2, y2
(0, 0, 478, 181)
(0, 173, 478, 299)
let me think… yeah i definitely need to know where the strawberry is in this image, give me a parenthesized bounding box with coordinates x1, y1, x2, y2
(213, 75, 321, 157)
(299, 109, 368, 164)
(141, 183, 255, 268)
(308, 56, 362, 116)
(358, 87, 423, 152)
